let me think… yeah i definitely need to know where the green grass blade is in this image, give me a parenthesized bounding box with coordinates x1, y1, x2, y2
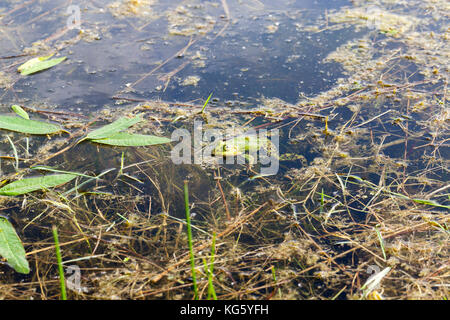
(271, 265, 282, 298)
(411, 198, 450, 209)
(0, 116, 63, 135)
(206, 232, 217, 300)
(52, 226, 67, 300)
(0, 174, 76, 196)
(200, 92, 213, 114)
(0, 217, 30, 274)
(30, 166, 99, 179)
(184, 180, 198, 300)
(319, 188, 324, 214)
(62, 168, 115, 196)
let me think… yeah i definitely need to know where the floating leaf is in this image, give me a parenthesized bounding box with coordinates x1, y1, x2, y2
(0, 174, 76, 196)
(18, 55, 66, 76)
(11, 105, 29, 120)
(0, 115, 62, 135)
(0, 217, 30, 274)
(85, 116, 142, 141)
(17, 54, 54, 73)
(91, 132, 172, 147)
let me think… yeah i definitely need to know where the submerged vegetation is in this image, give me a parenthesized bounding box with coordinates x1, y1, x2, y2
(0, 0, 448, 300)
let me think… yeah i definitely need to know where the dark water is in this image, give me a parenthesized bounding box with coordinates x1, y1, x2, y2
(0, 0, 356, 109)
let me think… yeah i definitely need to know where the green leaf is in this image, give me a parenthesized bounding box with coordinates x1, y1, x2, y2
(0, 174, 76, 196)
(17, 54, 54, 73)
(11, 105, 29, 120)
(0, 217, 30, 274)
(0, 116, 63, 135)
(85, 116, 143, 140)
(91, 132, 172, 146)
(18, 55, 66, 76)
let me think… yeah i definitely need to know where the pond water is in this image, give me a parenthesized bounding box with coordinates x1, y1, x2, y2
(0, 0, 448, 300)
(1, 0, 358, 108)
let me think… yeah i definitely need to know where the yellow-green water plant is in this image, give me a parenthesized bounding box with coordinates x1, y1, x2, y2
(17, 54, 66, 76)
(0, 115, 65, 135)
(0, 170, 83, 274)
(83, 116, 143, 141)
(0, 174, 77, 196)
(82, 114, 172, 147)
(199, 92, 213, 114)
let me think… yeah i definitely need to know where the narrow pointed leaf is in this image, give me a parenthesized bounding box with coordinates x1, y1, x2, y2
(200, 92, 213, 113)
(85, 116, 142, 140)
(19, 56, 66, 76)
(0, 217, 30, 274)
(0, 174, 76, 196)
(0, 116, 63, 135)
(91, 132, 172, 146)
(412, 198, 450, 209)
(30, 166, 99, 179)
(11, 105, 29, 119)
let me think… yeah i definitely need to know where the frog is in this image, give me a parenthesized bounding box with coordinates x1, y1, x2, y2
(212, 134, 278, 166)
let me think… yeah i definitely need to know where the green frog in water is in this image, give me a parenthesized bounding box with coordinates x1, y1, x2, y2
(212, 134, 278, 165)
